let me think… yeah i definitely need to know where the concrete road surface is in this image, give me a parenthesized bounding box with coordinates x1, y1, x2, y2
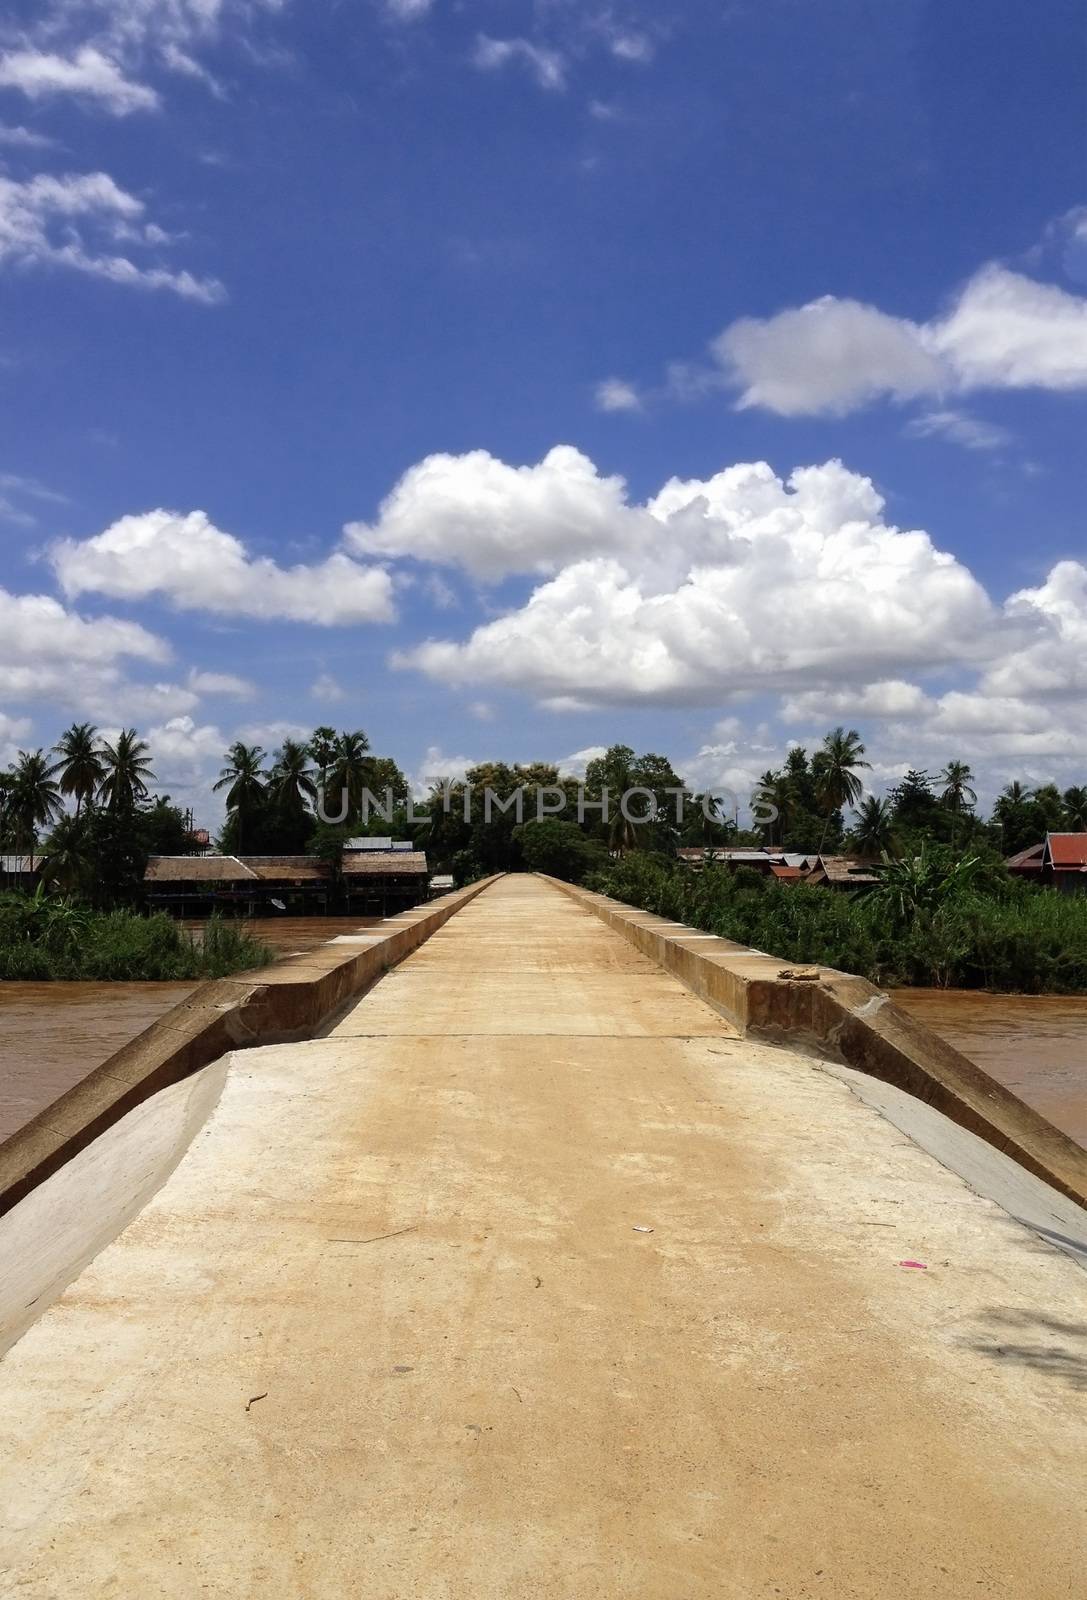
(1, 875, 1085, 1597)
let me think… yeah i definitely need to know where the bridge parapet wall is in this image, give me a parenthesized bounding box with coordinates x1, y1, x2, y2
(0, 878, 499, 1218)
(543, 876, 1087, 1207)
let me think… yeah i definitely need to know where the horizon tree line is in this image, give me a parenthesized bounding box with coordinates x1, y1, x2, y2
(1, 720, 1085, 900)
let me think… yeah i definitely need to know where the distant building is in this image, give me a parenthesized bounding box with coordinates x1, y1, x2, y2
(1006, 834, 1087, 893)
(145, 846, 428, 915)
(805, 856, 880, 889)
(1042, 833, 1087, 894)
(675, 847, 818, 880)
(1005, 842, 1046, 880)
(0, 854, 43, 892)
(340, 845, 429, 913)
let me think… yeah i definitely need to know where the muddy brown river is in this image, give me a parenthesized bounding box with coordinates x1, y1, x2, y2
(892, 989, 1087, 1149)
(0, 919, 374, 1143)
(1, 923, 1085, 1151)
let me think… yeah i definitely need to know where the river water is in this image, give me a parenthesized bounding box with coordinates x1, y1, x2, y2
(892, 989, 1087, 1149)
(0, 919, 374, 1143)
(1, 924, 1084, 1150)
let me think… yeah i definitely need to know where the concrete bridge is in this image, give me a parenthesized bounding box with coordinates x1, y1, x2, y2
(1, 875, 1085, 1596)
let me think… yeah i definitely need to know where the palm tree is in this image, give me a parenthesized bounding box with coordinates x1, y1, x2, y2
(938, 760, 977, 813)
(268, 739, 317, 814)
(850, 794, 894, 856)
(308, 725, 339, 795)
(753, 769, 794, 847)
(330, 729, 372, 821)
(97, 729, 155, 814)
(213, 742, 267, 850)
(52, 722, 105, 818)
(814, 727, 870, 849)
(40, 813, 94, 897)
(0, 769, 15, 846)
(8, 750, 63, 852)
(1063, 786, 1087, 830)
(9, 750, 62, 850)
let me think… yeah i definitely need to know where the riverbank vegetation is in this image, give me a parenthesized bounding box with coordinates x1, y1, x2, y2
(585, 850, 1087, 993)
(0, 894, 272, 982)
(2, 720, 1085, 990)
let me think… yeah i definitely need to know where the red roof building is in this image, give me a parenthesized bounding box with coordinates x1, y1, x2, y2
(1043, 833, 1087, 892)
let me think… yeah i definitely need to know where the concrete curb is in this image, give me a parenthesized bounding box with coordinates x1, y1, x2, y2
(0, 877, 499, 1218)
(543, 876, 1087, 1207)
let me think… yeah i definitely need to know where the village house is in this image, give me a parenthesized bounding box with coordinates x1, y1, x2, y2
(340, 839, 429, 914)
(0, 854, 43, 894)
(674, 847, 877, 887)
(1007, 833, 1087, 893)
(145, 841, 429, 916)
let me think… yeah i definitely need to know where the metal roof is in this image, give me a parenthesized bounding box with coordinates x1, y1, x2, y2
(341, 850, 428, 877)
(814, 855, 880, 885)
(1046, 833, 1087, 869)
(1005, 842, 1045, 870)
(342, 837, 415, 852)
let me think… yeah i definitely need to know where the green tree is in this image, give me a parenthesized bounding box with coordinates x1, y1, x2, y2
(8, 750, 63, 852)
(1063, 786, 1087, 830)
(939, 760, 977, 813)
(1032, 783, 1065, 831)
(308, 726, 339, 791)
(329, 730, 372, 821)
(514, 818, 603, 882)
(213, 742, 267, 851)
(40, 813, 94, 897)
(753, 769, 793, 848)
(268, 739, 317, 813)
(52, 722, 105, 818)
(870, 846, 982, 924)
(98, 729, 155, 814)
(992, 781, 1048, 857)
(850, 795, 894, 856)
(813, 727, 869, 849)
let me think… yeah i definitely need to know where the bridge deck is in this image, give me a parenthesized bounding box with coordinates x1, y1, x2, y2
(1, 875, 1085, 1596)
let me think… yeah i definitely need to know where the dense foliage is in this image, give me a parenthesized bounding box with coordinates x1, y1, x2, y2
(2, 719, 1085, 991)
(587, 851, 1087, 994)
(0, 894, 272, 982)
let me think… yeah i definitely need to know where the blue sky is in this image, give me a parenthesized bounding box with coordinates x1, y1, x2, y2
(1, 0, 1085, 819)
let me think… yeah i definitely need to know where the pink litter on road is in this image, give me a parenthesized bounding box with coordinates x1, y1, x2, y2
(898, 1260, 928, 1270)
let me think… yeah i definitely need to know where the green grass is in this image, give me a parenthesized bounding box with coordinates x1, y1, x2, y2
(586, 855, 1087, 993)
(0, 894, 273, 982)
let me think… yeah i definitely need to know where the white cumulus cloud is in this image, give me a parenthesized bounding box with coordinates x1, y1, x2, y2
(386, 451, 996, 706)
(345, 445, 641, 581)
(51, 507, 397, 625)
(714, 264, 1087, 416)
(0, 583, 196, 723)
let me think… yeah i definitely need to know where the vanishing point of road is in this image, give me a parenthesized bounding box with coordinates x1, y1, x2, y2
(1, 876, 1084, 1596)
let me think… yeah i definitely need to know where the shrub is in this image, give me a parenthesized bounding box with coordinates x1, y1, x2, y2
(586, 857, 1087, 994)
(0, 895, 272, 982)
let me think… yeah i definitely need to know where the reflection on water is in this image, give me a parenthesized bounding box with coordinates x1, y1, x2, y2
(893, 989, 1087, 1150)
(0, 918, 379, 1143)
